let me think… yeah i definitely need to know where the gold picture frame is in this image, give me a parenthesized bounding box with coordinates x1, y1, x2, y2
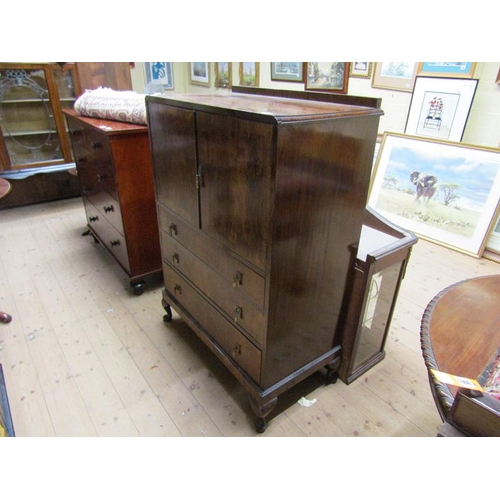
(371, 62, 418, 92)
(214, 62, 232, 88)
(239, 62, 259, 87)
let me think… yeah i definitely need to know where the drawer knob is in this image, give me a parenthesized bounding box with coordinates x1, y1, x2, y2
(103, 205, 114, 213)
(92, 142, 102, 149)
(110, 239, 120, 246)
(172, 253, 180, 265)
(89, 216, 99, 222)
(233, 306, 243, 323)
(174, 284, 182, 295)
(169, 223, 178, 236)
(232, 271, 243, 288)
(232, 343, 242, 357)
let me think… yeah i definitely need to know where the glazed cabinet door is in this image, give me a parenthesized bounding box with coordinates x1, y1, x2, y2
(196, 112, 273, 271)
(148, 102, 199, 227)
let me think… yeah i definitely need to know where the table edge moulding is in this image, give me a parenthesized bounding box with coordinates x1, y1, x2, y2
(146, 87, 384, 432)
(420, 274, 500, 436)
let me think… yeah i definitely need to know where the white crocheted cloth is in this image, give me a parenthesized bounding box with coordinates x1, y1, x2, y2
(74, 87, 147, 125)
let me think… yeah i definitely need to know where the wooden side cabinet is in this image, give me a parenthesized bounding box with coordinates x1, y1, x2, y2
(339, 207, 418, 384)
(64, 110, 161, 295)
(146, 88, 383, 431)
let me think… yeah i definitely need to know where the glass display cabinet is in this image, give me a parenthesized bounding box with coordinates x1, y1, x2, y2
(0, 62, 80, 171)
(339, 206, 418, 384)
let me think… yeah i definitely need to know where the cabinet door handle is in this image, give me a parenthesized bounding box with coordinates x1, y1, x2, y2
(232, 271, 243, 288)
(233, 306, 243, 323)
(172, 253, 180, 265)
(110, 239, 120, 246)
(169, 223, 178, 236)
(103, 205, 114, 213)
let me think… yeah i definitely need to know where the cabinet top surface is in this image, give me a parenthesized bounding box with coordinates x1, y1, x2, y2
(147, 92, 383, 123)
(63, 109, 148, 135)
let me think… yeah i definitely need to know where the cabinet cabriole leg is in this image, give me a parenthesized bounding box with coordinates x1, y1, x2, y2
(248, 396, 278, 434)
(162, 298, 173, 322)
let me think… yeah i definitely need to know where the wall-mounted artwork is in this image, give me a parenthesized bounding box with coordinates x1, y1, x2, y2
(305, 62, 349, 93)
(190, 62, 210, 86)
(368, 133, 500, 257)
(417, 62, 477, 79)
(371, 62, 418, 92)
(214, 62, 232, 88)
(145, 62, 174, 90)
(239, 62, 259, 87)
(350, 62, 372, 79)
(405, 76, 478, 142)
(270, 62, 303, 82)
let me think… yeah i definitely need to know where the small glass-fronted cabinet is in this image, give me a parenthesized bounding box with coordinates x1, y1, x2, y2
(339, 206, 418, 384)
(0, 62, 79, 170)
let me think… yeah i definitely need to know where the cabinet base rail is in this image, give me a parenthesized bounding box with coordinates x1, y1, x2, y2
(162, 290, 341, 433)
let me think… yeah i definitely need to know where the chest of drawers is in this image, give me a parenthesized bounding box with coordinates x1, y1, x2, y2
(64, 110, 161, 295)
(146, 88, 383, 431)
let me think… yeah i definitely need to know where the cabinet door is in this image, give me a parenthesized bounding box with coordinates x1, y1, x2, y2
(196, 112, 273, 271)
(148, 102, 199, 227)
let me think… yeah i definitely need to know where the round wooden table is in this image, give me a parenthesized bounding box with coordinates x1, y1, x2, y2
(421, 274, 500, 421)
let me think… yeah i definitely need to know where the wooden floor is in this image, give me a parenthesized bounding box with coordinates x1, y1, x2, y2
(1, 197, 499, 437)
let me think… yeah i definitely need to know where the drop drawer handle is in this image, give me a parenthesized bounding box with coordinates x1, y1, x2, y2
(233, 306, 243, 323)
(174, 284, 182, 295)
(169, 223, 178, 236)
(110, 239, 120, 246)
(89, 216, 99, 222)
(232, 343, 242, 357)
(232, 271, 243, 288)
(172, 253, 180, 265)
(92, 142, 102, 149)
(103, 205, 114, 213)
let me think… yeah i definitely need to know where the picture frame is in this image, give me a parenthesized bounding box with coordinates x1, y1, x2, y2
(350, 62, 372, 79)
(371, 62, 418, 92)
(304, 62, 349, 93)
(417, 62, 477, 79)
(145, 62, 174, 90)
(239, 62, 259, 87)
(405, 76, 478, 142)
(190, 62, 210, 86)
(486, 211, 500, 254)
(270, 62, 303, 82)
(368, 133, 500, 258)
(214, 62, 232, 88)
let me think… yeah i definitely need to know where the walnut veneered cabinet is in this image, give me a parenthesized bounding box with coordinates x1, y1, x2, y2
(146, 88, 383, 432)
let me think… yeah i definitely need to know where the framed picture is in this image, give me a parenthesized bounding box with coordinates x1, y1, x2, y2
(486, 211, 500, 253)
(304, 62, 349, 93)
(371, 62, 418, 92)
(190, 62, 210, 86)
(350, 62, 372, 79)
(405, 76, 478, 142)
(239, 62, 259, 87)
(145, 62, 174, 90)
(270, 62, 303, 82)
(417, 62, 477, 79)
(496, 67, 500, 84)
(368, 133, 500, 257)
(214, 62, 232, 88)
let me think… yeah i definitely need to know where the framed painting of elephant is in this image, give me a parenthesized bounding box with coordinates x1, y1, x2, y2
(368, 133, 500, 257)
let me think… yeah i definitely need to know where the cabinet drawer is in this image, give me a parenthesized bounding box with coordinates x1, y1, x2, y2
(92, 191, 124, 236)
(158, 205, 266, 308)
(84, 198, 130, 273)
(163, 263, 261, 383)
(161, 231, 266, 346)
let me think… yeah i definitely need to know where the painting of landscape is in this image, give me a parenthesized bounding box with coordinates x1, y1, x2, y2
(368, 134, 500, 256)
